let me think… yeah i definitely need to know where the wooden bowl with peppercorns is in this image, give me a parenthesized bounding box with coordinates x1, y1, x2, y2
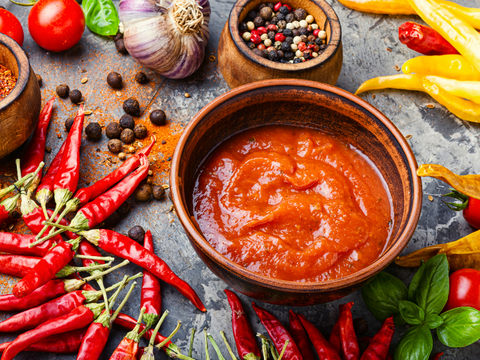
(0, 33, 41, 159)
(218, 0, 342, 88)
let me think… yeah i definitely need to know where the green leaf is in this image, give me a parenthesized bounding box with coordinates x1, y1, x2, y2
(437, 307, 480, 347)
(83, 0, 120, 37)
(399, 300, 425, 326)
(362, 272, 408, 322)
(414, 254, 449, 316)
(424, 314, 443, 329)
(408, 261, 425, 301)
(394, 325, 433, 360)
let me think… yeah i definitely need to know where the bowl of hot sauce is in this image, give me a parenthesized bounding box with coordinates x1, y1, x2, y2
(171, 79, 422, 306)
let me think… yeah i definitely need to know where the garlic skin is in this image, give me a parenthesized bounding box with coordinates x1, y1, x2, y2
(119, 0, 210, 79)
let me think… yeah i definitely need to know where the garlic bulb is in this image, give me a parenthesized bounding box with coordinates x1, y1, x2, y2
(119, 0, 210, 79)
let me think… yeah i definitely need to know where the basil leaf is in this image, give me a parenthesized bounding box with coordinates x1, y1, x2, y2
(414, 254, 449, 316)
(408, 261, 425, 301)
(437, 307, 480, 347)
(399, 300, 425, 325)
(83, 0, 120, 37)
(394, 325, 433, 360)
(362, 272, 408, 321)
(425, 314, 443, 329)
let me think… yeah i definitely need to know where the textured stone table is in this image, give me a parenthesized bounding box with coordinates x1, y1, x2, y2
(1, 0, 479, 359)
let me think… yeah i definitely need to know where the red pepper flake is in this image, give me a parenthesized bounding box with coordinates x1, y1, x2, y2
(0, 65, 17, 101)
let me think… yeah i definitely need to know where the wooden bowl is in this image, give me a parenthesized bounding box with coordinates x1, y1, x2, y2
(0, 33, 41, 159)
(218, 0, 343, 89)
(171, 79, 422, 306)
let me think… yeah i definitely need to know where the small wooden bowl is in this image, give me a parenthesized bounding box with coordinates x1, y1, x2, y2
(218, 0, 343, 89)
(0, 33, 41, 159)
(171, 79, 422, 306)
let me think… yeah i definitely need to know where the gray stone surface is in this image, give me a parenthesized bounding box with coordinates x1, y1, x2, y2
(0, 0, 479, 359)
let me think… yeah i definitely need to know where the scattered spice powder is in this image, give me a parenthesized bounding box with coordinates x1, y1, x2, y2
(0, 65, 17, 101)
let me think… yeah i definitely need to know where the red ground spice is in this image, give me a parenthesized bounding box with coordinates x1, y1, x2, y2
(0, 65, 17, 101)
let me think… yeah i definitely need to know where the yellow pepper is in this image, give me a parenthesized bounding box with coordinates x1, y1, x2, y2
(438, 0, 480, 30)
(402, 55, 480, 81)
(424, 76, 480, 105)
(406, 0, 480, 73)
(423, 79, 480, 122)
(355, 74, 423, 95)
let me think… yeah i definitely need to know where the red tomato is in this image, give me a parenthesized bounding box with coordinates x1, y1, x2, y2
(0, 9, 24, 46)
(444, 269, 480, 311)
(28, 0, 85, 52)
(464, 197, 480, 229)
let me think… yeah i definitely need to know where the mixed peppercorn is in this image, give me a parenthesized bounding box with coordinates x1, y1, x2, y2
(0, 64, 17, 101)
(239, 2, 327, 63)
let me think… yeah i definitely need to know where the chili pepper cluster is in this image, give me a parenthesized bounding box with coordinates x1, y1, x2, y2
(239, 2, 327, 63)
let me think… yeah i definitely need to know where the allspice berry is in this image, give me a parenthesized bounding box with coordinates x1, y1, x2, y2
(150, 110, 166, 126)
(69, 89, 82, 104)
(153, 185, 166, 200)
(260, 7, 273, 20)
(106, 122, 123, 139)
(107, 72, 123, 89)
(56, 84, 70, 98)
(119, 115, 135, 129)
(85, 122, 102, 140)
(135, 71, 148, 84)
(108, 139, 123, 153)
(65, 118, 74, 132)
(134, 183, 152, 201)
(120, 128, 135, 144)
(115, 39, 128, 54)
(123, 97, 141, 117)
(133, 124, 147, 139)
(128, 225, 145, 242)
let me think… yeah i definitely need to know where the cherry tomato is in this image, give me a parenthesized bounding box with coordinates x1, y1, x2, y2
(463, 197, 480, 229)
(28, 0, 85, 52)
(0, 9, 24, 46)
(444, 269, 480, 311)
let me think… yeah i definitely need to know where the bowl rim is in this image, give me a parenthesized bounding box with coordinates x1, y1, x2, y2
(228, 0, 342, 72)
(171, 79, 422, 292)
(0, 33, 30, 112)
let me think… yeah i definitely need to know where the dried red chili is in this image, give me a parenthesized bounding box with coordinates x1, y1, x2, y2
(399, 22, 459, 55)
(0, 232, 56, 257)
(0, 65, 17, 101)
(339, 302, 360, 360)
(141, 230, 162, 329)
(328, 319, 341, 355)
(297, 314, 341, 360)
(110, 307, 146, 360)
(288, 311, 316, 360)
(360, 317, 394, 360)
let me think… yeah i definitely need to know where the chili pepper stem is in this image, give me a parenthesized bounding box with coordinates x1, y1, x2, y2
(29, 227, 65, 247)
(207, 334, 226, 360)
(56, 262, 111, 278)
(111, 280, 137, 323)
(106, 272, 143, 293)
(260, 336, 269, 360)
(189, 328, 197, 358)
(74, 254, 115, 261)
(98, 275, 109, 315)
(83, 260, 130, 282)
(53, 198, 80, 229)
(276, 341, 289, 360)
(0, 193, 21, 213)
(150, 310, 169, 346)
(220, 331, 238, 360)
(205, 329, 211, 360)
(0, 161, 36, 199)
(156, 321, 182, 349)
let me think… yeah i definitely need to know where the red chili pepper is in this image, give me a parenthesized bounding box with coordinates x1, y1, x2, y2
(0, 232, 55, 257)
(141, 230, 162, 329)
(35, 140, 66, 217)
(0, 327, 88, 354)
(0, 254, 40, 277)
(328, 319, 341, 355)
(1, 303, 104, 360)
(23, 206, 76, 240)
(252, 303, 303, 360)
(79, 240, 105, 267)
(296, 314, 341, 360)
(398, 22, 459, 55)
(21, 97, 55, 192)
(339, 302, 360, 360)
(288, 311, 316, 360)
(224, 290, 261, 360)
(431, 353, 443, 360)
(110, 308, 145, 360)
(0, 194, 20, 226)
(360, 317, 394, 360)
(78, 228, 206, 312)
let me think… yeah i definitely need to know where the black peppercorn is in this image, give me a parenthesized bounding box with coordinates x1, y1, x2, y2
(260, 7, 272, 20)
(277, 28, 284, 34)
(247, 10, 257, 20)
(253, 48, 265, 58)
(153, 185, 166, 200)
(276, 13, 285, 21)
(107, 72, 123, 89)
(294, 8, 307, 20)
(315, 37, 323, 45)
(299, 27, 309, 36)
(247, 41, 256, 49)
(258, 3, 266, 10)
(56, 84, 70, 98)
(270, 17, 278, 25)
(69, 89, 82, 104)
(281, 42, 290, 52)
(120, 128, 135, 144)
(85, 122, 102, 140)
(307, 41, 315, 46)
(284, 51, 295, 61)
(303, 51, 311, 59)
(264, 21, 271, 27)
(133, 124, 148, 139)
(108, 139, 123, 153)
(266, 2, 274, 9)
(239, 22, 248, 32)
(300, 35, 308, 43)
(279, 6, 289, 14)
(150, 110, 166, 126)
(119, 115, 135, 129)
(123, 97, 141, 117)
(285, 36, 293, 44)
(253, 16, 264, 27)
(106, 122, 123, 139)
(319, 44, 327, 50)
(293, 58, 302, 63)
(65, 118, 74, 132)
(292, 29, 300, 37)
(283, 29, 293, 37)
(262, 49, 269, 57)
(36, 74, 42, 87)
(128, 225, 145, 242)
(134, 183, 152, 202)
(285, 13, 295, 23)
(276, 50, 284, 58)
(135, 71, 148, 84)
(113, 32, 123, 42)
(115, 39, 128, 54)
(267, 31, 276, 41)
(268, 50, 277, 61)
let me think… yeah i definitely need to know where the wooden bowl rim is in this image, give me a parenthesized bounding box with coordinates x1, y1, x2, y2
(228, 0, 342, 72)
(0, 34, 30, 112)
(171, 79, 422, 292)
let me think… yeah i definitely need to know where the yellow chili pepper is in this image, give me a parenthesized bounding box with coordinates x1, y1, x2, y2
(424, 76, 480, 105)
(402, 55, 480, 81)
(355, 74, 423, 95)
(422, 79, 480, 123)
(406, 0, 480, 73)
(438, 0, 480, 30)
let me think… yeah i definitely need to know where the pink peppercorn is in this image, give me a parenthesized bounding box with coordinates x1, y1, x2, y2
(275, 33, 286, 42)
(313, 29, 320, 37)
(257, 26, 267, 35)
(307, 44, 316, 51)
(257, 44, 266, 50)
(250, 29, 259, 36)
(267, 24, 278, 32)
(298, 42, 307, 51)
(250, 33, 261, 44)
(274, 2, 282, 12)
(313, 44, 320, 52)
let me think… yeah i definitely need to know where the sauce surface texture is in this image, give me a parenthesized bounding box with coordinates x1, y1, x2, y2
(193, 126, 393, 282)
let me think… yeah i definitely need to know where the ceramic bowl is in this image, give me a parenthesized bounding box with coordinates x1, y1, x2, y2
(0, 33, 41, 159)
(218, 0, 343, 89)
(171, 79, 422, 306)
